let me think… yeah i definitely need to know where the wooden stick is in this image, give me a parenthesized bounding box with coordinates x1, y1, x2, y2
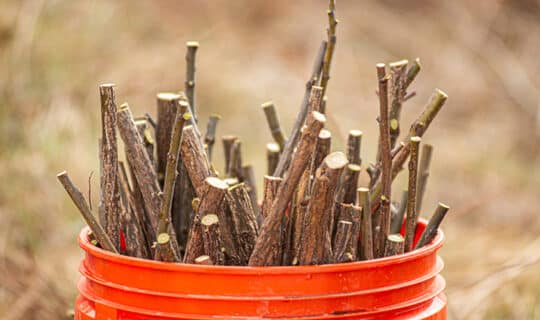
(201, 214, 225, 265)
(183, 177, 227, 263)
(389, 60, 408, 149)
(99, 83, 120, 249)
(156, 93, 181, 187)
(57, 171, 118, 253)
(404, 136, 421, 252)
(261, 176, 282, 221)
(204, 114, 221, 162)
(374, 64, 392, 259)
(370, 89, 447, 211)
(194, 255, 212, 265)
(262, 101, 287, 150)
(222, 135, 237, 177)
(357, 187, 373, 260)
(298, 151, 348, 265)
(320, 0, 338, 101)
(229, 139, 243, 180)
(117, 161, 150, 258)
(337, 163, 361, 204)
(416, 203, 450, 249)
(405, 58, 421, 89)
(154, 104, 190, 262)
(185, 41, 199, 122)
(273, 86, 324, 177)
(241, 164, 258, 216)
(266, 143, 280, 175)
(226, 183, 259, 264)
(346, 129, 362, 165)
(249, 111, 326, 266)
(117, 103, 162, 232)
(384, 234, 405, 257)
(311, 129, 332, 179)
(332, 220, 353, 263)
(134, 118, 155, 163)
(390, 189, 408, 234)
(180, 125, 215, 198)
(416, 144, 433, 215)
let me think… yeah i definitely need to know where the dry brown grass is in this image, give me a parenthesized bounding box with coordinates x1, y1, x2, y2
(1, 1, 539, 319)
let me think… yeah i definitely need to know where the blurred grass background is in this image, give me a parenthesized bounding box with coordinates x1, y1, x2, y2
(1, 0, 540, 319)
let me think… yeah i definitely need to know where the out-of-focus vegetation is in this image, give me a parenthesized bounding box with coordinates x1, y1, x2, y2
(1, 1, 539, 319)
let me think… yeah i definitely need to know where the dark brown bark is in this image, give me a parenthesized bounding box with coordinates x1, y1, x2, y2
(310, 129, 332, 183)
(273, 86, 324, 177)
(261, 176, 282, 221)
(222, 135, 237, 176)
(346, 129, 362, 165)
(266, 143, 280, 176)
(333, 203, 361, 262)
(117, 103, 161, 233)
(201, 214, 225, 265)
(229, 139, 243, 180)
(134, 117, 155, 164)
(357, 187, 373, 260)
(375, 65, 392, 259)
(320, 0, 337, 102)
(241, 164, 258, 216)
(184, 177, 228, 263)
(298, 152, 347, 265)
(57, 171, 118, 253)
(99, 84, 120, 250)
(404, 136, 421, 252)
(384, 234, 405, 257)
(415, 203, 450, 249)
(336, 163, 361, 204)
(156, 93, 181, 187)
(249, 111, 326, 266)
(226, 183, 259, 264)
(180, 125, 215, 198)
(332, 220, 353, 263)
(272, 40, 327, 177)
(204, 114, 221, 161)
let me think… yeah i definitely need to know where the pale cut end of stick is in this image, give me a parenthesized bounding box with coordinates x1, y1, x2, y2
(194, 255, 212, 265)
(389, 59, 408, 68)
(384, 233, 405, 257)
(205, 177, 228, 190)
(99, 83, 116, 89)
(224, 177, 239, 186)
(267, 142, 280, 153)
(191, 198, 201, 213)
(201, 213, 219, 226)
(319, 129, 332, 139)
(119, 102, 129, 111)
(349, 129, 362, 138)
(157, 92, 182, 101)
(311, 110, 327, 123)
(324, 151, 348, 169)
(157, 233, 170, 244)
(388, 233, 404, 243)
(186, 41, 199, 48)
(411, 136, 422, 143)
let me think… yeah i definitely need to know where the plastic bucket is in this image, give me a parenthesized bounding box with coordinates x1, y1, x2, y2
(75, 219, 446, 319)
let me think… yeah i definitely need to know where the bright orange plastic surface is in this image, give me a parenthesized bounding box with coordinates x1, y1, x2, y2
(75, 220, 446, 319)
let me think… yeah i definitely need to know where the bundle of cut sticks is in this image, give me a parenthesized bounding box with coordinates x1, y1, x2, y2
(57, 1, 450, 266)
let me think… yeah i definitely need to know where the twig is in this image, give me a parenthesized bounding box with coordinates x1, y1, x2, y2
(228, 139, 243, 180)
(117, 103, 162, 232)
(262, 101, 287, 150)
(204, 114, 221, 161)
(390, 189, 408, 234)
(416, 143, 433, 215)
(57, 171, 117, 253)
(298, 152, 347, 265)
(99, 83, 120, 249)
(249, 111, 326, 266)
(266, 142, 280, 176)
(404, 136, 421, 252)
(135, 117, 155, 163)
(384, 234, 405, 257)
(201, 214, 225, 265)
(373, 64, 392, 258)
(416, 203, 450, 249)
(261, 176, 282, 221)
(185, 41, 199, 122)
(346, 129, 362, 165)
(405, 58, 421, 89)
(241, 164, 258, 215)
(88, 171, 94, 210)
(389, 60, 408, 149)
(180, 125, 215, 198)
(154, 103, 190, 262)
(320, 0, 338, 102)
(357, 187, 373, 260)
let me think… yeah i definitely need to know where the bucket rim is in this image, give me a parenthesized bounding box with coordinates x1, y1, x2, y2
(78, 219, 443, 273)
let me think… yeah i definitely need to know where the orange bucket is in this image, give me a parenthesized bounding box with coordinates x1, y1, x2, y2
(75, 219, 446, 319)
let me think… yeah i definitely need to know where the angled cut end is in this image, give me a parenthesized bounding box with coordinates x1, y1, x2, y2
(119, 103, 130, 111)
(205, 177, 228, 190)
(311, 111, 327, 123)
(266, 142, 280, 153)
(324, 151, 348, 169)
(348, 164, 361, 172)
(438, 202, 450, 210)
(388, 234, 404, 242)
(389, 59, 409, 68)
(261, 101, 274, 109)
(434, 88, 448, 100)
(56, 170, 67, 178)
(201, 214, 219, 226)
